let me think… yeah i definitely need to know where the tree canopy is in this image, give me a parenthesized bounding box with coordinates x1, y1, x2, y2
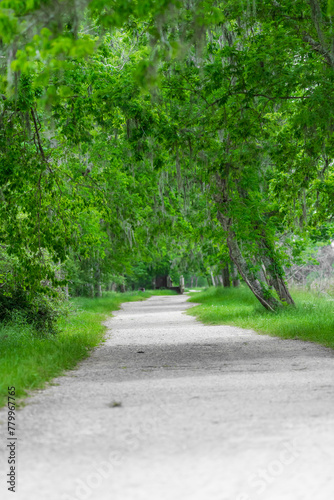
(1, 0, 334, 311)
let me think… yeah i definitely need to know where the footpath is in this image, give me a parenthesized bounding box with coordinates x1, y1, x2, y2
(1, 294, 334, 500)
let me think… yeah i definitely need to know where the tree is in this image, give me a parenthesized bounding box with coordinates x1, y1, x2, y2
(1, 0, 334, 312)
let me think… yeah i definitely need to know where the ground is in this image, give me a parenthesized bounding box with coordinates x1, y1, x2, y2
(1, 294, 334, 500)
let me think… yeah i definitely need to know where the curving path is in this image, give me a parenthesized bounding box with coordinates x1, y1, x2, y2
(1, 294, 334, 500)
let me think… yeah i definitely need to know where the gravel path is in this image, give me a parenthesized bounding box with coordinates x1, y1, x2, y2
(1, 294, 334, 500)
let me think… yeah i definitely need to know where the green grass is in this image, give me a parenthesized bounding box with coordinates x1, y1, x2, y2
(187, 286, 334, 349)
(0, 289, 176, 408)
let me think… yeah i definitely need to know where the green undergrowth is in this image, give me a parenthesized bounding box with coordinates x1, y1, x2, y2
(0, 290, 176, 408)
(187, 286, 334, 350)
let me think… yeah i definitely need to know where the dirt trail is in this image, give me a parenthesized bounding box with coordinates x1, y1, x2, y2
(1, 294, 334, 500)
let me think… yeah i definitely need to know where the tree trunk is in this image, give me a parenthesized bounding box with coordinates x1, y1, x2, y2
(210, 269, 216, 287)
(226, 234, 280, 311)
(217, 208, 280, 310)
(95, 281, 102, 297)
(214, 172, 281, 311)
(231, 262, 240, 287)
(195, 276, 198, 287)
(259, 238, 295, 306)
(222, 265, 231, 287)
(190, 276, 194, 288)
(179, 275, 185, 293)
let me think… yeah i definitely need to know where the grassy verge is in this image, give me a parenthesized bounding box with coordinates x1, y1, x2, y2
(0, 290, 176, 408)
(187, 286, 334, 349)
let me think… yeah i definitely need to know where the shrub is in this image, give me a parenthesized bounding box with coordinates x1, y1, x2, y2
(0, 248, 68, 334)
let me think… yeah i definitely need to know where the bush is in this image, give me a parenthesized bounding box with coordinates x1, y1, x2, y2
(0, 288, 68, 334)
(0, 248, 68, 334)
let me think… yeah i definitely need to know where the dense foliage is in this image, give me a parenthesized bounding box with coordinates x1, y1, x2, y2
(1, 0, 334, 322)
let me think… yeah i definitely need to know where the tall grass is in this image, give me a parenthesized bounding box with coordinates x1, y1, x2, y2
(0, 290, 176, 408)
(187, 286, 334, 349)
